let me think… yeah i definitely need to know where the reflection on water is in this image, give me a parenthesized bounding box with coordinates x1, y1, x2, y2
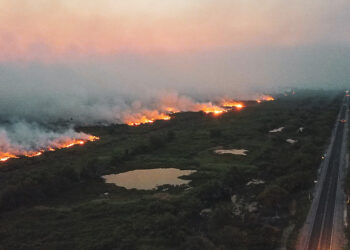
(103, 168, 196, 190)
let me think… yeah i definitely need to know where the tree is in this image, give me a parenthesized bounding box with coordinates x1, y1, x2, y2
(258, 184, 288, 210)
(181, 236, 216, 250)
(167, 130, 176, 141)
(149, 135, 165, 149)
(209, 129, 221, 138)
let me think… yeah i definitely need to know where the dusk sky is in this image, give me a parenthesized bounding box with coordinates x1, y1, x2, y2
(1, 0, 350, 123)
(1, 0, 349, 60)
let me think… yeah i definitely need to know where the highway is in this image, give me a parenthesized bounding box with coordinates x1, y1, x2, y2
(297, 94, 349, 250)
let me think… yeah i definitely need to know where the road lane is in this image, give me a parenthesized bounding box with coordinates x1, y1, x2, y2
(306, 97, 348, 250)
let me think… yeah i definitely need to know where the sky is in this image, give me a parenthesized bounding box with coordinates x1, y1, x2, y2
(1, 0, 350, 124)
(1, 0, 349, 59)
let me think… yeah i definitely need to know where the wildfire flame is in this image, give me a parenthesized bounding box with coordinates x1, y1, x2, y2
(221, 101, 245, 110)
(164, 107, 180, 113)
(0, 153, 18, 162)
(126, 102, 230, 126)
(126, 113, 171, 126)
(256, 95, 275, 103)
(0, 135, 99, 162)
(25, 151, 43, 157)
(1, 93, 269, 162)
(202, 107, 225, 115)
(194, 102, 226, 115)
(1, 92, 274, 163)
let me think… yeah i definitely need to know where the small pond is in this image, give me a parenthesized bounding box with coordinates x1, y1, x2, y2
(215, 149, 248, 155)
(103, 168, 196, 190)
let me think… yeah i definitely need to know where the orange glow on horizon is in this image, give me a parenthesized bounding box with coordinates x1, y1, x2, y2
(0, 0, 318, 61)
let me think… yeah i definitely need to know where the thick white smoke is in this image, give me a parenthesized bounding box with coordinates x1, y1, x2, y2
(0, 62, 248, 125)
(0, 121, 96, 160)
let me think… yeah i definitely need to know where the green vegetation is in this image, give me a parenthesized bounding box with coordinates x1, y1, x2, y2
(344, 118, 350, 249)
(0, 90, 341, 250)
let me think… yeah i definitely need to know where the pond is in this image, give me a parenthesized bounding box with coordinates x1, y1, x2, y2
(269, 127, 284, 133)
(102, 168, 196, 190)
(215, 149, 248, 155)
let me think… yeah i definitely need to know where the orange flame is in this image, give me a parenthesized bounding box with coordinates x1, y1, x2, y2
(164, 107, 180, 113)
(221, 101, 245, 110)
(126, 102, 231, 126)
(0, 136, 100, 162)
(0, 153, 18, 162)
(256, 95, 275, 103)
(126, 113, 171, 126)
(200, 105, 226, 115)
(25, 151, 43, 157)
(60, 136, 98, 148)
(202, 107, 225, 115)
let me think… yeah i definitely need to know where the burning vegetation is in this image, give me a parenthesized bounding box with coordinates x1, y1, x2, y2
(0, 135, 99, 162)
(256, 95, 275, 103)
(124, 111, 172, 126)
(0, 93, 275, 161)
(124, 102, 228, 126)
(196, 103, 226, 115)
(0, 153, 17, 162)
(220, 100, 245, 110)
(124, 95, 276, 126)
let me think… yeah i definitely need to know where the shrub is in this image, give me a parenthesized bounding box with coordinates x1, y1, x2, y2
(209, 129, 221, 138)
(149, 135, 165, 149)
(258, 184, 288, 209)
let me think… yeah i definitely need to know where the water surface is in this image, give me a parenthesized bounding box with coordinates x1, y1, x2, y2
(103, 168, 195, 190)
(215, 149, 248, 155)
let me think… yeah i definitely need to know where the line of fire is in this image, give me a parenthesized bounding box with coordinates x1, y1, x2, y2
(0, 96, 274, 163)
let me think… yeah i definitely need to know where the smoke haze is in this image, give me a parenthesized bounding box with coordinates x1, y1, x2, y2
(0, 121, 93, 156)
(1, 0, 350, 158)
(2, 46, 350, 124)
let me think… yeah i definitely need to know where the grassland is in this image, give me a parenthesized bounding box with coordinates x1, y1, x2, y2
(0, 90, 342, 250)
